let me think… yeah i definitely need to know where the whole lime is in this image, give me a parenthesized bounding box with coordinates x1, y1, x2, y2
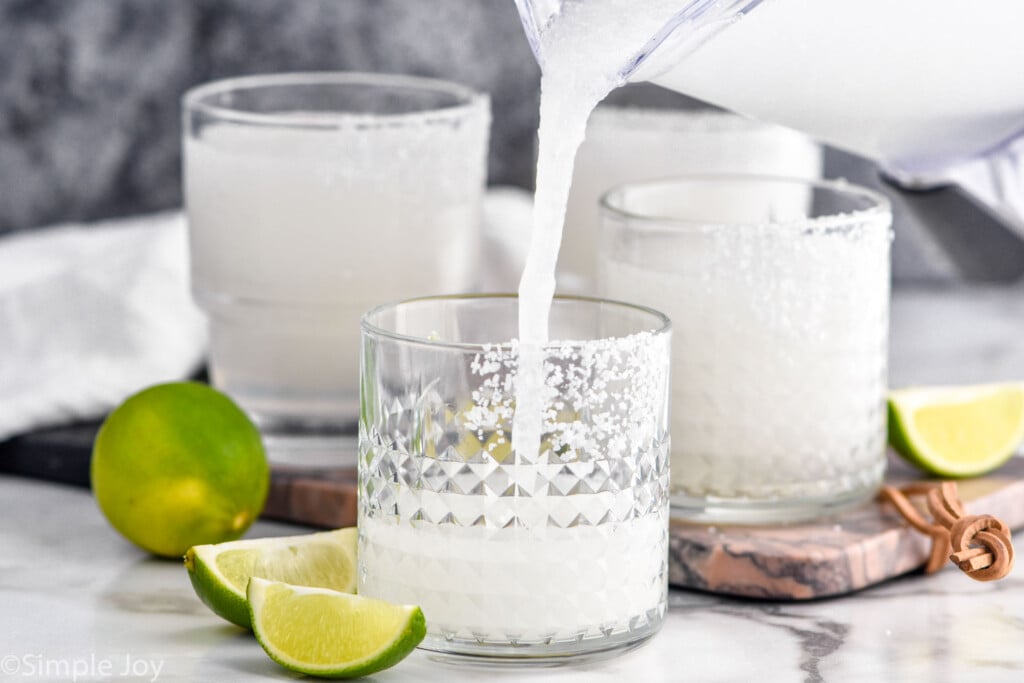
(91, 382, 269, 558)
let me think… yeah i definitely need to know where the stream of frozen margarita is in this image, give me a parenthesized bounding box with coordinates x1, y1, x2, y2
(513, 0, 689, 458)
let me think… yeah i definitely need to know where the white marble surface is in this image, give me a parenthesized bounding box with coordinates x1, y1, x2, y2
(2, 474, 1023, 683)
(4, 285, 1024, 682)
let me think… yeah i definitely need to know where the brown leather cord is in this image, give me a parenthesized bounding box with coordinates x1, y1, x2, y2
(879, 482, 1014, 581)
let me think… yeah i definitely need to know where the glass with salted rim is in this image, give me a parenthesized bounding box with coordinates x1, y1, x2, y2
(358, 294, 671, 660)
(183, 72, 490, 468)
(599, 174, 892, 523)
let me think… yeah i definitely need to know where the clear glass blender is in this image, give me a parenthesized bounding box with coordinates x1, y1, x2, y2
(514, 0, 1024, 177)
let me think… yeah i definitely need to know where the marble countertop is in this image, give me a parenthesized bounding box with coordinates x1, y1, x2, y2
(4, 284, 1024, 682)
(2, 475, 1023, 683)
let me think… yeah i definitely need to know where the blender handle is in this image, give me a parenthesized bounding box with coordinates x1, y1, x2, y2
(881, 176, 1024, 283)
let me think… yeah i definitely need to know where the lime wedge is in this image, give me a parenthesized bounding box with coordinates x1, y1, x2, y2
(888, 383, 1024, 477)
(248, 578, 425, 678)
(184, 527, 357, 629)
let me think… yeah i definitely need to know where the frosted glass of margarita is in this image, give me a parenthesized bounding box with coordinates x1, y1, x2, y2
(183, 73, 490, 467)
(599, 175, 892, 523)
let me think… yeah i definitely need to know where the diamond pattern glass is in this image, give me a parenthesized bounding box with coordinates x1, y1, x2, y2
(358, 296, 671, 658)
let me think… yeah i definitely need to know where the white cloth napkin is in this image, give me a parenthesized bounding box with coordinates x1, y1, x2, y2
(0, 212, 206, 441)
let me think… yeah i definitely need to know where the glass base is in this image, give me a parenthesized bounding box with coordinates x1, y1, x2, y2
(262, 432, 358, 470)
(669, 481, 881, 525)
(226, 394, 359, 470)
(417, 616, 663, 663)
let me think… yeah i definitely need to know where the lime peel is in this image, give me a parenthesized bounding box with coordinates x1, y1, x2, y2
(888, 383, 1024, 478)
(248, 578, 426, 679)
(185, 528, 358, 629)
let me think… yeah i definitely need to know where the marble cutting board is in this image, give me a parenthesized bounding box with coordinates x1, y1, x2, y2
(668, 455, 1024, 599)
(264, 454, 1024, 601)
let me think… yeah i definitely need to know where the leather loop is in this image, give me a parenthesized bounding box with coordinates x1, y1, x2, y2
(879, 483, 1014, 582)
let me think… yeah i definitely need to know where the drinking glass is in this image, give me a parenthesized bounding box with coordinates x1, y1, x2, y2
(599, 175, 892, 523)
(183, 73, 490, 468)
(358, 295, 671, 659)
(559, 103, 821, 293)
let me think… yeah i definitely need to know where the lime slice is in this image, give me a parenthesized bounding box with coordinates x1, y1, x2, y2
(888, 383, 1024, 477)
(184, 527, 357, 629)
(248, 578, 426, 678)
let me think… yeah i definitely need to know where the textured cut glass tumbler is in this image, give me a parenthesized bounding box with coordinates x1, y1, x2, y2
(358, 295, 671, 659)
(599, 176, 892, 524)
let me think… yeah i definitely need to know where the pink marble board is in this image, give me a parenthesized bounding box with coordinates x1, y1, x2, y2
(262, 455, 1024, 601)
(669, 455, 1024, 600)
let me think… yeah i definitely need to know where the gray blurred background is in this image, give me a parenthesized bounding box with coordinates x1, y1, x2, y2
(0, 0, 1016, 285)
(0, 0, 539, 231)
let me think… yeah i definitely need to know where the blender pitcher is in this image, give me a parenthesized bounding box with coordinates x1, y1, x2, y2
(514, 0, 1024, 174)
(514, 0, 1024, 278)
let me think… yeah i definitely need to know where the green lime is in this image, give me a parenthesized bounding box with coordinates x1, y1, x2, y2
(889, 383, 1024, 477)
(185, 527, 358, 629)
(91, 382, 269, 558)
(248, 578, 425, 679)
